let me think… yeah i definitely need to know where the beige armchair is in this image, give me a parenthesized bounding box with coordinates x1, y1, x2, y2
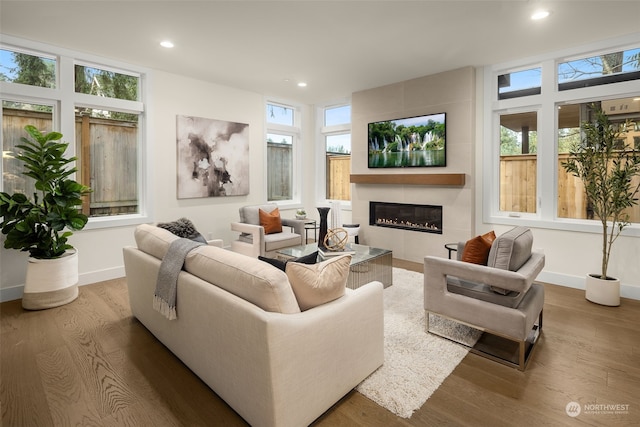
(230, 203, 306, 258)
(424, 227, 545, 370)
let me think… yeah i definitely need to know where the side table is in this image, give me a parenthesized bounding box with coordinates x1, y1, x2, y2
(444, 243, 458, 259)
(302, 219, 318, 243)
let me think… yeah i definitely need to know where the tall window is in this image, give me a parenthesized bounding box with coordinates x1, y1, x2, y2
(557, 97, 640, 222)
(499, 111, 538, 213)
(485, 38, 640, 231)
(321, 104, 351, 201)
(266, 101, 299, 202)
(1, 40, 148, 227)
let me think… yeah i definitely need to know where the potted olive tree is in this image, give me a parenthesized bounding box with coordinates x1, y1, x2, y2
(0, 125, 91, 309)
(562, 105, 640, 306)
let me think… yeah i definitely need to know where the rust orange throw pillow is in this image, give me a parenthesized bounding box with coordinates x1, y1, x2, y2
(461, 230, 496, 265)
(259, 208, 283, 234)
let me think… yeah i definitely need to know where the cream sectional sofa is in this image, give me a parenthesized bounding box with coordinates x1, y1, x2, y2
(123, 224, 384, 427)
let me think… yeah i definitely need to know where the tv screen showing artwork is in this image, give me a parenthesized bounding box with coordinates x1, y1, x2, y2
(368, 112, 446, 168)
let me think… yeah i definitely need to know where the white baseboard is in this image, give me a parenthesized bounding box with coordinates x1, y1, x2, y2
(78, 266, 125, 286)
(0, 266, 126, 303)
(538, 270, 640, 301)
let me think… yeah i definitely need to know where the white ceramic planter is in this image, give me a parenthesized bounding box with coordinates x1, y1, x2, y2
(22, 249, 79, 310)
(585, 274, 620, 307)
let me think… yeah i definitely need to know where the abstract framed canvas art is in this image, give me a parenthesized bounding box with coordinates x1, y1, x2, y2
(176, 115, 249, 198)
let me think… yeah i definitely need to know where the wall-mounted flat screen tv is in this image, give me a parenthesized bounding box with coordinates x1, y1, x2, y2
(368, 112, 446, 168)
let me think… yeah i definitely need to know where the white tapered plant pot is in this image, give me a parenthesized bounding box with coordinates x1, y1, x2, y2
(22, 249, 79, 310)
(585, 274, 620, 307)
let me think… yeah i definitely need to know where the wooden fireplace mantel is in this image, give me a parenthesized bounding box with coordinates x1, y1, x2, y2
(350, 173, 465, 186)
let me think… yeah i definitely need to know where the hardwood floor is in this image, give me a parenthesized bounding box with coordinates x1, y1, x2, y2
(2, 260, 639, 426)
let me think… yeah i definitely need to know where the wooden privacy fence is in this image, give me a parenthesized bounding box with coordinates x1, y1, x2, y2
(2, 109, 53, 197)
(267, 143, 292, 201)
(501, 153, 640, 222)
(2, 108, 138, 216)
(326, 154, 350, 201)
(76, 114, 137, 216)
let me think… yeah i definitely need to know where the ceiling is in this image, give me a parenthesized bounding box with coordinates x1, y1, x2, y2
(1, 1, 639, 105)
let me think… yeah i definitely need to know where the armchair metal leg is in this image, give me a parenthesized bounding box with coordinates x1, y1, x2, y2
(424, 309, 543, 371)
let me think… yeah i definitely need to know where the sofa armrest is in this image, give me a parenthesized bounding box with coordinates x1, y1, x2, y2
(424, 251, 544, 295)
(207, 239, 224, 248)
(230, 222, 266, 257)
(281, 218, 306, 237)
(231, 222, 265, 241)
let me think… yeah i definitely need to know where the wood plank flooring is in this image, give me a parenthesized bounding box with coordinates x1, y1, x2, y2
(2, 260, 639, 426)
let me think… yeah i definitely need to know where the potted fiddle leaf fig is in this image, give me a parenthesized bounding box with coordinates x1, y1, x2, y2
(0, 125, 91, 309)
(562, 104, 640, 306)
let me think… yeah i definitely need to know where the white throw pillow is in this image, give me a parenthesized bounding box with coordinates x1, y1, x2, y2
(285, 254, 351, 311)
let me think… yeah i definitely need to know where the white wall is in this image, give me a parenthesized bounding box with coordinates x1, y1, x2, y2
(0, 70, 318, 301)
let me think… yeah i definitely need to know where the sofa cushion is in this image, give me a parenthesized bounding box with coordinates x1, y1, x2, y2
(460, 230, 496, 265)
(487, 227, 533, 295)
(286, 254, 351, 311)
(135, 223, 180, 259)
(135, 224, 301, 314)
(259, 207, 283, 234)
(237, 230, 302, 252)
(487, 227, 533, 271)
(185, 246, 301, 314)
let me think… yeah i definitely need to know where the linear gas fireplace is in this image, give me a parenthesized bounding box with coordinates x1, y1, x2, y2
(370, 201, 442, 234)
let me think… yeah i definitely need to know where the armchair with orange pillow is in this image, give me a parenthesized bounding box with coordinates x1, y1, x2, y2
(424, 227, 545, 370)
(231, 203, 306, 257)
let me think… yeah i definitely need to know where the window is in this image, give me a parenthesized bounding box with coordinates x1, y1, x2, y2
(485, 37, 640, 232)
(499, 111, 538, 213)
(558, 47, 640, 91)
(498, 67, 541, 100)
(557, 97, 640, 221)
(76, 107, 140, 216)
(1, 39, 148, 228)
(321, 104, 351, 201)
(0, 48, 56, 88)
(266, 101, 299, 203)
(266, 133, 293, 201)
(75, 63, 139, 101)
(267, 103, 294, 126)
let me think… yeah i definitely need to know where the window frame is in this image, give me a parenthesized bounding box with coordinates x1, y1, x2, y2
(483, 34, 640, 237)
(316, 101, 352, 207)
(0, 35, 151, 230)
(265, 98, 302, 207)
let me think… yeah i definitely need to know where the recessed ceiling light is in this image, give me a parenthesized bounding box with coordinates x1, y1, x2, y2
(297, 82, 307, 88)
(531, 10, 550, 20)
(160, 40, 174, 48)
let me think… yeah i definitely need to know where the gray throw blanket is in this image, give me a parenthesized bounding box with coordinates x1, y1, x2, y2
(153, 238, 204, 320)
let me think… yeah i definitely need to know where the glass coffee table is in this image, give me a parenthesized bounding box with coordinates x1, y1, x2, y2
(276, 243, 393, 289)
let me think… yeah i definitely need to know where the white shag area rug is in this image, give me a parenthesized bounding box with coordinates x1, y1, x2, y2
(356, 267, 481, 419)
